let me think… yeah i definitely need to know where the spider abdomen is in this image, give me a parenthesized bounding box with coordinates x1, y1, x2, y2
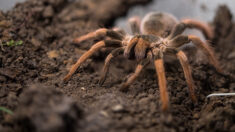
(140, 12, 179, 37)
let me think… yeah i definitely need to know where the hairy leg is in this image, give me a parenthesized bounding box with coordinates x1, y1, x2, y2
(188, 35, 222, 73)
(120, 52, 152, 92)
(99, 47, 124, 85)
(153, 49, 169, 111)
(124, 37, 139, 58)
(128, 16, 141, 35)
(169, 19, 213, 40)
(73, 28, 124, 43)
(176, 51, 197, 103)
(154, 59, 169, 111)
(64, 40, 122, 82)
(134, 38, 150, 61)
(182, 19, 213, 39)
(165, 47, 197, 103)
(169, 35, 222, 73)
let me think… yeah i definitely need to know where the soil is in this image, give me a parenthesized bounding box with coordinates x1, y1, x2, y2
(0, 0, 234, 132)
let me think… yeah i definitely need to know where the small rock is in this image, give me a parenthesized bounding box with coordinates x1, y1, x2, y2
(227, 52, 235, 59)
(47, 50, 59, 59)
(100, 110, 109, 117)
(139, 97, 149, 105)
(81, 87, 86, 91)
(112, 104, 124, 112)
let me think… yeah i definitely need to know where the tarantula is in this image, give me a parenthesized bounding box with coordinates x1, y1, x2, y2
(63, 12, 221, 111)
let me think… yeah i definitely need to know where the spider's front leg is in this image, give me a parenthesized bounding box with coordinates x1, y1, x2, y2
(124, 36, 150, 61)
(73, 28, 124, 43)
(63, 40, 123, 82)
(64, 28, 125, 82)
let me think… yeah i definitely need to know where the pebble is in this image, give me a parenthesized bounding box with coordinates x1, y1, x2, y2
(227, 51, 235, 59)
(47, 50, 59, 59)
(112, 104, 124, 112)
(100, 110, 109, 117)
(81, 87, 86, 91)
(139, 97, 149, 105)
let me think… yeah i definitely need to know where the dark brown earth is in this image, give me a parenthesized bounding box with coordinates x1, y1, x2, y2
(0, 0, 234, 132)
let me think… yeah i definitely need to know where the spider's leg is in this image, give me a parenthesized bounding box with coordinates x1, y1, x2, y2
(120, 51, 152, 92)
(74, 28, 124, 43)
(182, 19, 213, 39)
(120, 64, 145, 92)
(169, 19, 213, 40)
(153, 49, 169, 111)
(63, 40, 122, 82)
(112, 27, 126, 36)
(165, 48, 197, 103)
(124, 37, 139, 58)
(166, 48, 197, 103)
(168, 35, 190, 47)
(134, 38, 150, 61)
(188, 35, 222, 72)
(176, 50, 197, 103)
(177, 51, 197, 102)
(169, 35, 222, 73)
(99, 47, 124, 85)
(128, 16, 141, 35)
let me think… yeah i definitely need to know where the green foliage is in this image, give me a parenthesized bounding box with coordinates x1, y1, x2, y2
(0, 106, 13, 115)
(4, 40, 23, 46)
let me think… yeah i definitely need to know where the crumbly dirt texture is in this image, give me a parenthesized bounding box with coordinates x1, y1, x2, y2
(0, 0, 234, 132)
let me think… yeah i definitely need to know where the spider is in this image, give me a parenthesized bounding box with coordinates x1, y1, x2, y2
(63, 12, 222, 111)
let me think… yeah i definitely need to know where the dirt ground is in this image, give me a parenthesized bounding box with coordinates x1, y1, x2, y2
(0, 0, 234, 132)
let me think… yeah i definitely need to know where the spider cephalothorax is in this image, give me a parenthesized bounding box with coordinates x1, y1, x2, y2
(63, 12, 221, 111)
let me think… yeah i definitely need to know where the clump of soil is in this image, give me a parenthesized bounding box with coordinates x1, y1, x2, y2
(4, 84, 82, 132)
(195, 97, 235, 132)
(0, 0, 234, 132)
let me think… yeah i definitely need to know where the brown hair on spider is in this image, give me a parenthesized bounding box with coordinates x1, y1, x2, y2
(63, 12, 222, 111)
